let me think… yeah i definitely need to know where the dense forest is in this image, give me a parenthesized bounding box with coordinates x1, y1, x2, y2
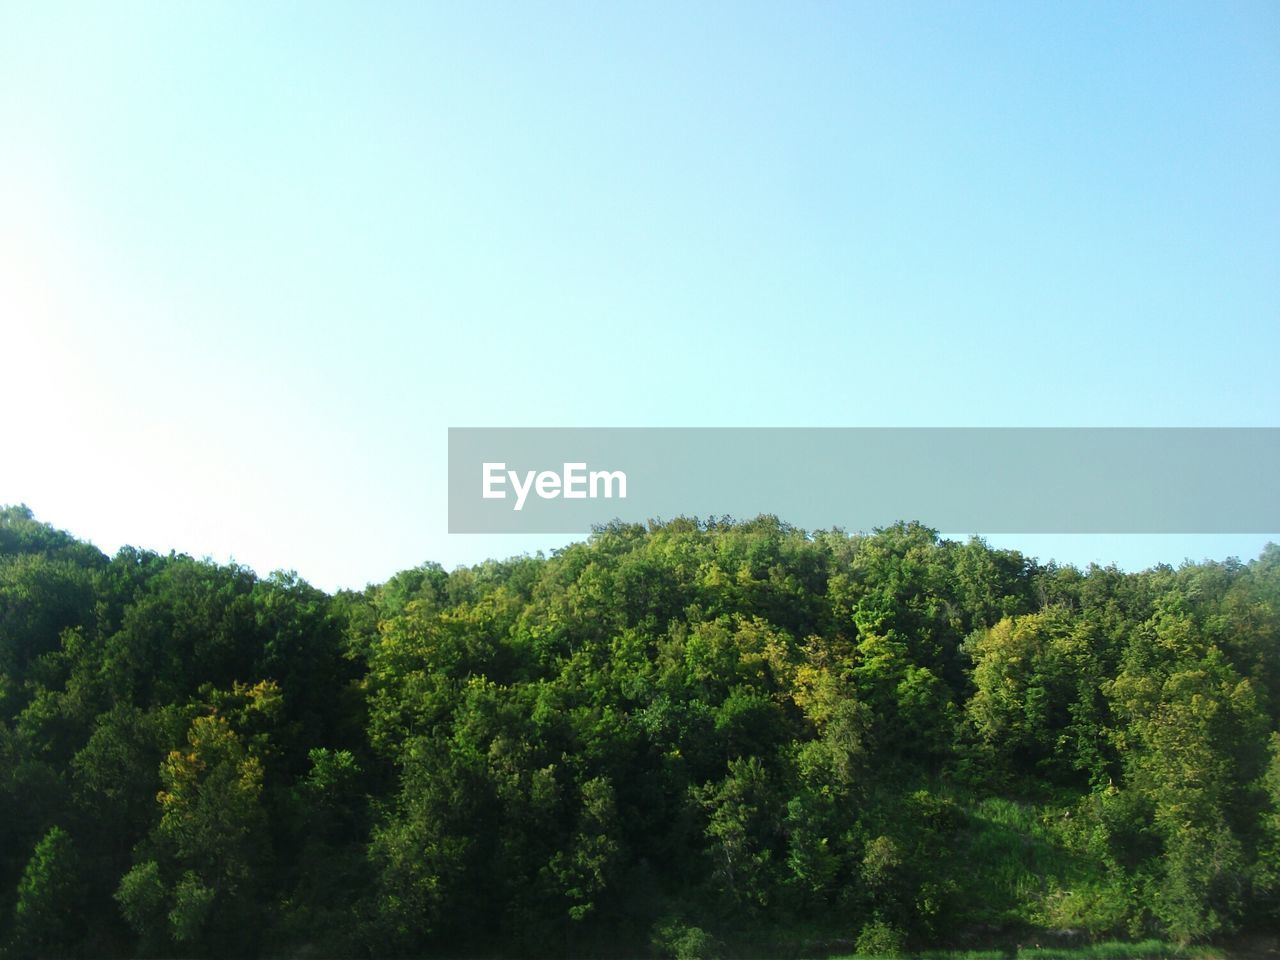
(1, 504, 1278, 958)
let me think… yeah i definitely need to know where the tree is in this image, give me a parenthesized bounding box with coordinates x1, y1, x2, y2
(115, 685, 277, 953)
(9, 826, 81, 957)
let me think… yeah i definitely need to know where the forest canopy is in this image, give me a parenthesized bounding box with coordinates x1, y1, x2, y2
(1, 504, 1278, 958)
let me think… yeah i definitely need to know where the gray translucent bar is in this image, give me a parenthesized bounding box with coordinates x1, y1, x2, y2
(448, 428, 1280, 534)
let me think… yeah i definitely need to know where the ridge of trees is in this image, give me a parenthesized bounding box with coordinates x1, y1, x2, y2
(1, 504, 1278, 957)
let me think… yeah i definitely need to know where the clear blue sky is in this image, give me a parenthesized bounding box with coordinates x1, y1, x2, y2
(1, 1, 1276, 590)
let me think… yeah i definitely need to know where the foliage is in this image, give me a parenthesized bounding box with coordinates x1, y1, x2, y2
(0, 508, 1276, 957)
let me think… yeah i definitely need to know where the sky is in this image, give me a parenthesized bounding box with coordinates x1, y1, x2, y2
(1, 1, 1277, 592)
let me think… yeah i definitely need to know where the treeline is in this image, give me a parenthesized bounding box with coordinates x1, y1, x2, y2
(1, 504, 1278, 958)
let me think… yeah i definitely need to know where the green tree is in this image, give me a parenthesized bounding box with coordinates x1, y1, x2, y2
(9, 826, 81, 957)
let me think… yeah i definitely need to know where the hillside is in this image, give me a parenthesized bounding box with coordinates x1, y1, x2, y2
(1, 505, 1278, 958)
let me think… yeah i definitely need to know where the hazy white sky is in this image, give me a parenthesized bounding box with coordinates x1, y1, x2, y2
(2, 2, 1276, 590)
